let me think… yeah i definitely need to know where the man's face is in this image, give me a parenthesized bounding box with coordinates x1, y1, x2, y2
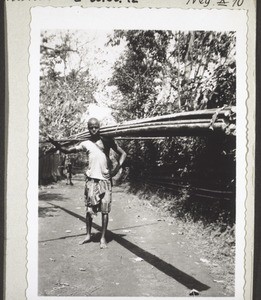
(88, 119, 100, 137)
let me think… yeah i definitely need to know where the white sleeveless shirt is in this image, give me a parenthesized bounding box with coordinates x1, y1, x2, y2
(75, 139, 112, 180)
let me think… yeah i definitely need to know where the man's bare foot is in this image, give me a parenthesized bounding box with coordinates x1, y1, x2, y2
(100, 238, 108, 249)
(79, 234, 91, 245)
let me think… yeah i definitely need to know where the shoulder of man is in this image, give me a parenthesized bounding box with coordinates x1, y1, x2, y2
(75, 140, 90, 151)
(100, 136, 116, 148)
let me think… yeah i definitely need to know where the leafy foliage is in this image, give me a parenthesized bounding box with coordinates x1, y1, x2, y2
(108, 30, 236, 210)
(109, 30, 236, 121)
(39, 31, 98, 140)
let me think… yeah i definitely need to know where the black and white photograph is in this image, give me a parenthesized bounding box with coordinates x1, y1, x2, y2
(27, 7, 248, 299)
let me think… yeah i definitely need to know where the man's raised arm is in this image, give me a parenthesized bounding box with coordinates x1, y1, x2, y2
(48, 137, 81, 154)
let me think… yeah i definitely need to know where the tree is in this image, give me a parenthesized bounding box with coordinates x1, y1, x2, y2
(108, 30, 236, 198)
(39, 31, 98, 141)
(109, 30, 236, 120)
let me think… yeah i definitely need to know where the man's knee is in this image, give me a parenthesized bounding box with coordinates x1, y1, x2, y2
(86, 211, 93, 218)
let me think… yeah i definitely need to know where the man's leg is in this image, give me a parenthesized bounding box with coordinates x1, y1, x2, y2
(79, 211, 93, 244)
(100, 213, 108, 249)
(69, 166, 73, 185)
(69, 172, 73, 185)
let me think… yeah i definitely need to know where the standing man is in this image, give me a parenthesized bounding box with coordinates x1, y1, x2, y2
(64, 155, 73, 185)
(49, 118, 126, 249)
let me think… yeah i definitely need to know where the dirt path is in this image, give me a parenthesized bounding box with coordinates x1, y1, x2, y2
(39, 174, 229, 297)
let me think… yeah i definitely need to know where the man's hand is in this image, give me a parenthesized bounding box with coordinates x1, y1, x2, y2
(110, 164, 122, 177)
(48, 136, 61, 150)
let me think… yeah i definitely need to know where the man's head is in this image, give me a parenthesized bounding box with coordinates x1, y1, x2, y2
(88, 118, 100, 137)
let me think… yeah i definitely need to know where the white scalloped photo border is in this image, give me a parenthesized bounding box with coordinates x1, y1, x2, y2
(28, 7, 248, 300)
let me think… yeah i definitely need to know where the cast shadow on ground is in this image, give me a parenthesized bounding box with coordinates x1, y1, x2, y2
(110, 222, 159, 232)
(39, 206, 61, 218)
(39, 192, 69, 202)
(87, 232, 126, 244)
(46, 202, 210, 292)
(39, 233, 87, 243)
(39, 230, 126, 244)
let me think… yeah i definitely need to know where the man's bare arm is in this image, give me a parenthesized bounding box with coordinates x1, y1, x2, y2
(59, 146, 78, 154)
(48, 137, 80, 154)
(111, 142, 127, 177)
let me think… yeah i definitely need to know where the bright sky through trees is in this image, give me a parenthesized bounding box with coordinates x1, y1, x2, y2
(41, 30, 124, 81)
(40, 30, 126, 130)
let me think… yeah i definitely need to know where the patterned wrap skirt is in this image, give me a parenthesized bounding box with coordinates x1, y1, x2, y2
(84, 177, 112, 214)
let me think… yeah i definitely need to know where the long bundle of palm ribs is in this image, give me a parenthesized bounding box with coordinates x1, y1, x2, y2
(44, 106, 236, 150)
(70, 106, 236, 140)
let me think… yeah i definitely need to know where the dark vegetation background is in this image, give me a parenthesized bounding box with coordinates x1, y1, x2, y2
(39, 30, 236, 228)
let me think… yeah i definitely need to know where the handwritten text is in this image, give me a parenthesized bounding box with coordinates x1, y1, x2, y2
(186, 0, 244, 7)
